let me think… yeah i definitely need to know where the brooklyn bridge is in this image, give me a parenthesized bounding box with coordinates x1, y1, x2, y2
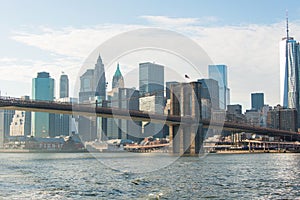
(0, 91, 299, 155)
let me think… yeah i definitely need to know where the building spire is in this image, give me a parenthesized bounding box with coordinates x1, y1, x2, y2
(286, 9, 289, 40)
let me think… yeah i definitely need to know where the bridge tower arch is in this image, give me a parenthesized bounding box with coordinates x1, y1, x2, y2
(169, 82, 203, 155)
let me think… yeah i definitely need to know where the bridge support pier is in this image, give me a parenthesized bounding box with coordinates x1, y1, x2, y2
(169, 82, 203, 156)
(169, 123, 203, 155)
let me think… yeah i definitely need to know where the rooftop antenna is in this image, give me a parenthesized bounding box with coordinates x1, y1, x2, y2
(286, 9, 289, 40)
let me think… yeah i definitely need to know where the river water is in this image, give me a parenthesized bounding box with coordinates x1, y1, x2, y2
(1, 152, 300, 199)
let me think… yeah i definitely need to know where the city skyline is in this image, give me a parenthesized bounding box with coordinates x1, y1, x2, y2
(1, 1, 300, 110)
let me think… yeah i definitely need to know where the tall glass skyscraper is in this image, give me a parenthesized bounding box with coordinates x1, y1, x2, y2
(251, 93, 264, 111)
(208, 64, 230, 110)
(31, 72, 55, 137)
(280, 15, 300, 128)
(59, 72, 69, 98)
(280, 38, 300, 109)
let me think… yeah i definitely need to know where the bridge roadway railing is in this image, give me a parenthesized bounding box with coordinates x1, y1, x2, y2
(0, 96, 193, 125)
(202, 119, 300, 138)
(0, 97, 299, 138)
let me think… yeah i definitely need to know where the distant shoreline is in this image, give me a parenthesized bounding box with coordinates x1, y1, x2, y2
(1, 148, 300, 154)
(0, 149, 88, 153)
(213, 149, 300, 154)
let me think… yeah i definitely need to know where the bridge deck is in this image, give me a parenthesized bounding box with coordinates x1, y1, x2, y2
(0, 97, 299, 139)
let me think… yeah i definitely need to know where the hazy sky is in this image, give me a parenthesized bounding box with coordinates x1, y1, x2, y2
(1, 0, 300, 110)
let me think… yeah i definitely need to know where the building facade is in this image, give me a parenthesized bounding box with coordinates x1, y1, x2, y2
(198, 79, 220, 110)
(208, 64, 230, 110)
(59, 72, 69, 98)
(251, 93, 264, 111)
(267, 105, 298, 132)
(78, 55, 107, 141)
(139, 95, 165, 138)
(79, 69, 95, 102)
(112, 63, 124, 91)
(280, 18, 300, 128)
(139, 62, 164, 98)
(0, 110, 15, 148)
(9, 96, 31, 137)
(94, 55, 106, 99)
(31, 72, 55, 137)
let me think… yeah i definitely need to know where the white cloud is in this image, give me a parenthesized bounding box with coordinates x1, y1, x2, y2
(5, 16, 300, 110)
(11, 24, 141, 58)
(140, 15, 218, 27)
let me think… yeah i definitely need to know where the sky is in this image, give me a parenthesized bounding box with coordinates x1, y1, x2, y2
(1, 0, 300, 110)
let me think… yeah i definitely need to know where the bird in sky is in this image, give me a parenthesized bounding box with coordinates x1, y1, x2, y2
(185, 74, 190, 79)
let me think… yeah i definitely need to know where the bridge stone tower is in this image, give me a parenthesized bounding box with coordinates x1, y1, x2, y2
(169, 82, 203, 155)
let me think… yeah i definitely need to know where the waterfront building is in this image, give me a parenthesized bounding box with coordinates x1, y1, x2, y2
(245, 109, 260, 126)
(59, 72, 69, 98)
(208, 64, 230, 110)
(52, 97, 78, 137)
(52, 73, 71, 137)
(226, 104, 245, 123)
(267, 105, 297, 132)
(31, 72, 55, 137)
(251, 93, 264, 111)
(10, 111, 31, 137)
(9, 96, 31, 137)
(0, 109, 15, 148)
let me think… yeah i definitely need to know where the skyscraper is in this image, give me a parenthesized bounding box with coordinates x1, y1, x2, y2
(197, 79, 220, 110)
(208, 64, 230, 110)
(251, 93, 264, 111)
(31, 72, 55, 137)
(79, 69, 94, 102)
(139, 62, 164, 138)
(139, 62, 164, 98)
(0, 109, 15, 147)
(280, 14, 300, 128)
(59, 72, 69, 98)
(94, 55, 106, 99)
(112, 63, 124, 91)
(78, 55, 107, 141)
(106, 64, 125, 140)
(280, 15, 300, 109)
(9, 96, 31, 137)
